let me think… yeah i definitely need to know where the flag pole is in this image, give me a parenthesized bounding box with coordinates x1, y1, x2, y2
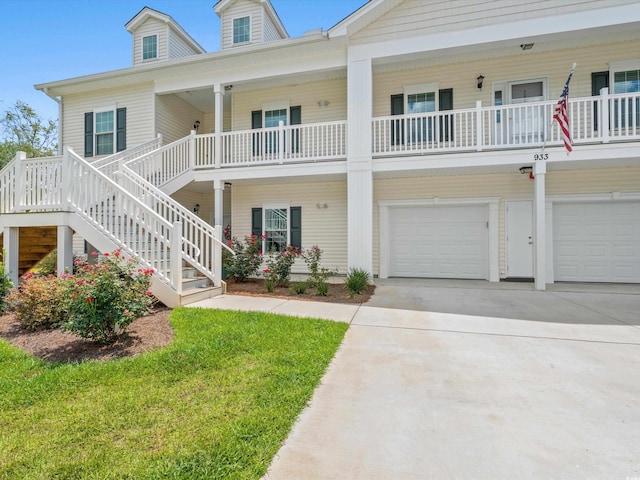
(541, 62, 577, 155)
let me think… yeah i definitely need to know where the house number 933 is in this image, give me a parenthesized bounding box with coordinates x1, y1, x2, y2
(534, 153, 549, 161)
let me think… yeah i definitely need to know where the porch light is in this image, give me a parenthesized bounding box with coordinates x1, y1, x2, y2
(520, 43, 534, 51)
(519, 166, 533, 174)
(193, 204, 200, 214)
(476, 75, 484, 90)
(193, 120, 200, 131)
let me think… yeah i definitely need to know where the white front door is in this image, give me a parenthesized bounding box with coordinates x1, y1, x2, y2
(509, 80, 546, 144)
(506, 200, 533, 278)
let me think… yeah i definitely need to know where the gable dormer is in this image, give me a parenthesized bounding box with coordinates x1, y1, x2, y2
(214, 0, 288, 50)
(126, 7, 206, 66)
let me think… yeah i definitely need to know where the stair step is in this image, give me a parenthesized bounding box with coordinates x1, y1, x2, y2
(182, 276, 211, 290)
(180, 286, 223, 305)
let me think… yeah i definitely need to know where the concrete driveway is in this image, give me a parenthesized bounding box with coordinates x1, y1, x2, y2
(259, 281, 640, 479)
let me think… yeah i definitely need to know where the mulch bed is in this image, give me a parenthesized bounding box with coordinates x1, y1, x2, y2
(0, 308, 173, 364)
(0, 280, 372, 363)
(224, 278, 375, 304)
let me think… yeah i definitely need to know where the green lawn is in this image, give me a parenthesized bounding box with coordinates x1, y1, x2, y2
(0, 308, 348, 479)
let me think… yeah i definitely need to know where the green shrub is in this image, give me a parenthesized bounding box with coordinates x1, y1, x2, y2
(316, 280, 329, 297)
(345, 268, 370, 297)
(60, 250, 154, 344)
(7, 273, 64, 330)
(264, 245, 300, 287)
(290, 282, 308, 295)
(264, 276, 276, 293)
(35, 249, 57, 275)
(223, 235, 263, 283)
(301, 245, 335, 288)
(0, 262, 12, 314)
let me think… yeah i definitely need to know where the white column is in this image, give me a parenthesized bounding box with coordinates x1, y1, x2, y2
(3, 227, 19, 288)
(57, 225, 74, 276)
(213, 178, 223, 227)
(533, 161, 547, 290)
(214, 85, 223, 168)
(347, 57, 373, 274)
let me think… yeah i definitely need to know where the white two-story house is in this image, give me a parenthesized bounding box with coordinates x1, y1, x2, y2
(2, 0, 639, 305)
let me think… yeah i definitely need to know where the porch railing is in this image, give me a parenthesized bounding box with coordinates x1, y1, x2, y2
(93, 135, 163, 178)
(125, 135, 192, 188)
(372, 90, 640, 155)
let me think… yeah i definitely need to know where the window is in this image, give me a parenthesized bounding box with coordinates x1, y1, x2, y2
(84, 108, 126, 157)
(252, 206, 302, 251)
(142, 35, 157, 60)
(613, 69, 640, 94)
(406, 92, 435, 143)
(264, 108, 287, 153)
(233, 16, 250, 44)
(612, 65, 640, 128)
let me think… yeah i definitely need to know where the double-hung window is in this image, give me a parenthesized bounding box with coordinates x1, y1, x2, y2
(251, 206, 302, 252)
(233, 16, 250, 44)
(84, 108, 126, 157)
(612, 64, 640, 129)
(142, 35, 157, 60)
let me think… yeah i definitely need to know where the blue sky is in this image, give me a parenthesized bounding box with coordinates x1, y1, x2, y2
(1, 0, 365, 123)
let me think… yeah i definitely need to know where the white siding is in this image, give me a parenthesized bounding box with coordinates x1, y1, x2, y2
(373, 166, 640, 279)
(231, 78, 347, 130)
(232, 181, 348, 274)
(62, 83, 155, 158)
(156, 94, 205, 144)
(372, 40, 640, 117)
(221, 1, 263, 50)
(353, 0, 638, 44)
(263, 9, 283, 43)
(132, 18, 168, 65)
(168, 31, 200, 59)
(171, 189, 216, 227)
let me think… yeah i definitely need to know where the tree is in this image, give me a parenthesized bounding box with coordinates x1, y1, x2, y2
(0, 101, 58, 168)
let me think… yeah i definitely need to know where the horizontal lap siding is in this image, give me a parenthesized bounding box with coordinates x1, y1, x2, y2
(156, 94, 204, 144)
(353, 0, 636, 44)
(373, 166, 640, 278)
(221, 2, 262, 50)
(263, 11, 282, 43)
(232, 78, 347, 130)
(372, 40, 640, 117)
(168, 31, 199, 59)
(133, 18, 168, 64)
(232, 181, 348, 274)
(62, 83, 154, 157)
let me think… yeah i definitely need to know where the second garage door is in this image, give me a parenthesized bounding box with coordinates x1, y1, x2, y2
(389, 205, 489, 279)
(554, 201, 640, 283)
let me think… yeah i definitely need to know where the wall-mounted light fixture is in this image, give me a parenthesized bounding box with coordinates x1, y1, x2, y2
(520, 43, 534, 51)
(224, 85, 233, 92)
(193, 204, 200, 214)
(476, 75, 485, 90)
(317, 100, 330, 108)
(193, 120, 200, 131)
(224, 182, 232, 188)
(519, 166, 534, 179)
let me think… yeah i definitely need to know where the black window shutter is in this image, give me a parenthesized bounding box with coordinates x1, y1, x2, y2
(591, 71, 609, 131)
(290, 206, 301, 249)
(251, 110, 262, 156)
(251, 208, 262, 237)
(390, 94, 404, 145)
(290, 106, 301, 153)
(84, 112, 94, 157)
(438, 88, 454, 142)
(116, 107, 126, 152)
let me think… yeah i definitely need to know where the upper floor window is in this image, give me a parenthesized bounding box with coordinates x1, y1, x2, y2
(95, 111, 114, 156)
(613, 69, 640, 93)
(84, 108, 126, 157)
(142, 35, 157, 60)
(233, 16, 250, 44)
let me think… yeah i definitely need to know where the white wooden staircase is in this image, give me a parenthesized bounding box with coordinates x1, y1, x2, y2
(0, 141, 230, 307)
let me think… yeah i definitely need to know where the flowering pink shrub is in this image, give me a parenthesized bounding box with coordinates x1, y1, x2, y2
(60, 250, 155, 344)
(223, 235, 264, 282)
(7, 273, 65, 330)
(264, 245, 300, 288)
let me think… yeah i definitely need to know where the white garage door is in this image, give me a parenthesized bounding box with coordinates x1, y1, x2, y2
(389, 205, 489, 279)
(554, 201, 640, 283)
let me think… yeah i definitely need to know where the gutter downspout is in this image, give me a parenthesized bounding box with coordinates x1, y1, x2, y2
(43, 87, 62, 155)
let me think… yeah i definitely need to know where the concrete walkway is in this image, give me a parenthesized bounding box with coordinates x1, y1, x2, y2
(190, 288, 640, 479)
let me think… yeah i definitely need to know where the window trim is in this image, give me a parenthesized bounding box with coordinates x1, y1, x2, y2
(610, 59, 640, 94)
(403, 83, 439, 113)
(94, 106, 116, 156)
(142, 34, 158, 61)
(232, 15, 251, 45)
(263, 203, 290, 252)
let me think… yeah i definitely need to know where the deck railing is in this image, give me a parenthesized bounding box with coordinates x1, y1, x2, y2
(126, 135, 192, 188)
(93, 135, 163, 178)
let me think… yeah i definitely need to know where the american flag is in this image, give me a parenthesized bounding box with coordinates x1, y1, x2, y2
(554, 66, 575, 154)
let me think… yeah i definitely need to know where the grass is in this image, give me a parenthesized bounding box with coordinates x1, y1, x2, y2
(0, 308, 349, 479)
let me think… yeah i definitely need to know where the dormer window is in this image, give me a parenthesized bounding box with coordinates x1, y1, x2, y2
(142, 35, 157, 60)
(233, 16, 250, 44)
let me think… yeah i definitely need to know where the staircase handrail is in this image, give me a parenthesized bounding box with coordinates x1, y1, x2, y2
(92, 135, 164, 177)
(125, 134, 192, 188)
(65, 147, 180, 288)
(117, 164, 233, 284)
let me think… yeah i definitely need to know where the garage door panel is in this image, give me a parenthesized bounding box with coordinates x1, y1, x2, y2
(553, 201, 640, 283)
(389, 205, 488, 279)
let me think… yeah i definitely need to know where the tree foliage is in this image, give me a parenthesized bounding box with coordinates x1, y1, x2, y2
(0, 100, 57, 168)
